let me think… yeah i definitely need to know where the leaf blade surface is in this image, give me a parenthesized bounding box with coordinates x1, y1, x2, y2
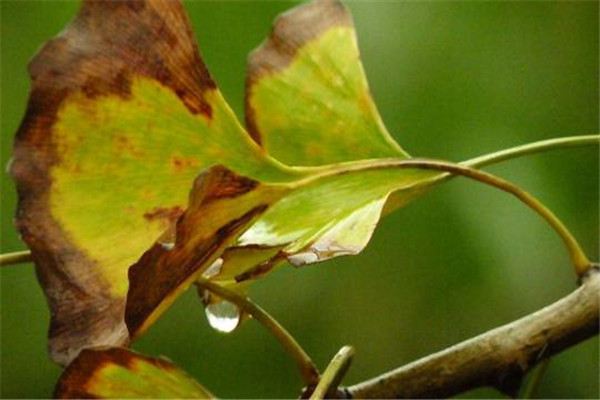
(55, 347, 212, 399)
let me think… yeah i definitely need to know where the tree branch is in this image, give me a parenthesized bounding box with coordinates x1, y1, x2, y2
(346, 268, 599, 399)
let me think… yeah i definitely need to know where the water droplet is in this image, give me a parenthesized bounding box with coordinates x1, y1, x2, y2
(205, 301, 240, 333)
(202, 258, 223, 279)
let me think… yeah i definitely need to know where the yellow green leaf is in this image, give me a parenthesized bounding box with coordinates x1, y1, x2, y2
(54, 347, 213, 399)
(246, 0, 407, 166)
(10, 0, 298, 364)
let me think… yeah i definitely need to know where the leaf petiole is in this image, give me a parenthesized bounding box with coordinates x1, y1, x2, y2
(520, 357, 551, 398)
(308, 345, 354, 400)
(396, 159, 593, 276)
(462, 134, 599, 168)
(0, 250, 32, 266)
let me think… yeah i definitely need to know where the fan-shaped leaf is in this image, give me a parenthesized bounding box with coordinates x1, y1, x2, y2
(11, 0, 297, 364)
(245, 0, 408, 165)
(12, 0, 443, 357)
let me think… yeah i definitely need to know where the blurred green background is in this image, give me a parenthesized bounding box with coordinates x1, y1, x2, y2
(1, 1, 598, 398)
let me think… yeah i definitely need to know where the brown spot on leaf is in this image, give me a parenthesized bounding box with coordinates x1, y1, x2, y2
(113, 135, 144, 158)
(170, 155, 200, 173)
(196, 165, 259, 204)
(143, 206, 184, 225)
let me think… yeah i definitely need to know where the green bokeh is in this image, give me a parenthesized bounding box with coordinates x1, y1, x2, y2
(1, 1, 598, 398)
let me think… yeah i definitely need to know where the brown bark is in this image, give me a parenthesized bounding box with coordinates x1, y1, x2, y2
(346, 268, 599, 399)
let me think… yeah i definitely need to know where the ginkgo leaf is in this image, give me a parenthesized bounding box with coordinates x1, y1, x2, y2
(12, 0, 444, 358)
(54, 347, 213, 399)
(245, 0, 408, 165)
(10, 0, 299, 365)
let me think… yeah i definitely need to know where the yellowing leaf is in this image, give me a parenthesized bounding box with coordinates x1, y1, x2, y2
(12, 0, 444, 357)
(11, 0, 298, 364)
(55, 347, 213, 399)
(246, 0, 408, 165)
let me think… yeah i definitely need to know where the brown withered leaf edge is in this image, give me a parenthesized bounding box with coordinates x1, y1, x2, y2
(11, 0, 217, 365)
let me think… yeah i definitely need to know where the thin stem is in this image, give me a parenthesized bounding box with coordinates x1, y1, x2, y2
(195, 277, 320, 386)
(398, 159, 592, 276)
(0, 250, 32, 267)
(462, 135, 599, 168)
(520, 358, 551, 398)
(309, 346, 354, 400)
